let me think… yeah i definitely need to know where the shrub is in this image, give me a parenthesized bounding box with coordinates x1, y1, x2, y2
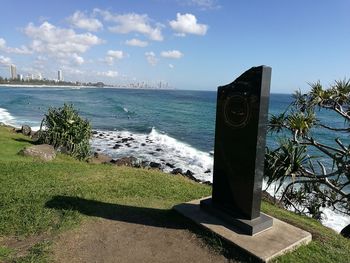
(38, 104, 91, 160)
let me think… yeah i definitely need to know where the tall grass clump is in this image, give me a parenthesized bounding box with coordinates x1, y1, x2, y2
(38, 104, 91, 160)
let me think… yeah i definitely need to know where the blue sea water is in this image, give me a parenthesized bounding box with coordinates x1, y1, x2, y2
(0, 86, 349, 231)
(0, 87, 292, 150)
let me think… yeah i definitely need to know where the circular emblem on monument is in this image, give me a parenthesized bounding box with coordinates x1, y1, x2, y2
(223, 94, 251, 129)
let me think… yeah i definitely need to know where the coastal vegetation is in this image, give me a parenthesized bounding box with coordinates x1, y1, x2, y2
(265, 80, 350, 219)
(38, 104, 92, 160)
(0, 126, 349, 262)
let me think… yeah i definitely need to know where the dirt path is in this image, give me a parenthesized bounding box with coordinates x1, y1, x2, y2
(52, 218, 231, 263)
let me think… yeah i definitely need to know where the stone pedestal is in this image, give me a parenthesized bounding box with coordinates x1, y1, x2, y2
(174, 198, 312, 262)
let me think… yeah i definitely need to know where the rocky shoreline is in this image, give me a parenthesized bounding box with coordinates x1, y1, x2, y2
(91, 130, 212, 185)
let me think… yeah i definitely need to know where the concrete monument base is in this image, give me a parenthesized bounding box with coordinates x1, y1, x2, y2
(173, 197, 312, 262)
(200, 197, 273, 235)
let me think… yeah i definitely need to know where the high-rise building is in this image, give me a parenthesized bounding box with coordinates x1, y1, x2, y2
(58, 70, 63, 81)
(10, 65, 17, 79)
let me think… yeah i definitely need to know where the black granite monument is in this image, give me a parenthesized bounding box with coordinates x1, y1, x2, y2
(200, 66, 273, 235)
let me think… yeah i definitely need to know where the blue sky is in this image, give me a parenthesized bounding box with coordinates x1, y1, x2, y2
(0, 0, 349, 93)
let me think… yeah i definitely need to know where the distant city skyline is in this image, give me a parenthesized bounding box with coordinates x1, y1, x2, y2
(0, 0, 349, 92)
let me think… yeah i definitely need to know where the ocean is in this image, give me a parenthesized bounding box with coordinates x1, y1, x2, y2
(0, 86, 349, 232)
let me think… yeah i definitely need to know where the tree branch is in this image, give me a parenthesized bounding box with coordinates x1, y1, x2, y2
(318, 123, 350, 132)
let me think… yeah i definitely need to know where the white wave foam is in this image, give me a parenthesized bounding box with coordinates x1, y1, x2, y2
(322, 208, 350, 233)
(91, 127, 213, 182)
(31, 126, 41, 132)
(263, 180, 350, 233)
(0, 107, 17, 127)
(123, 107, 129, 113)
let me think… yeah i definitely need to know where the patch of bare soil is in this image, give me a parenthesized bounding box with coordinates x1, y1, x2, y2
(52, 218, 231, 263)
(0, 232, 51, 258)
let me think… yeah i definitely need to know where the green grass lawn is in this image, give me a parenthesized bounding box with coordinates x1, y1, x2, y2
(0, 125, 349, 262)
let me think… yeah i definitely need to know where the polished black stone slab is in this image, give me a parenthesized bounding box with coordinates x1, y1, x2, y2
(201, 66, 272, 235)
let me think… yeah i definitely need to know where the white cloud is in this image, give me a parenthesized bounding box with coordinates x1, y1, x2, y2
(169, 13, 208, 36)
(107, 50, 124, 59)
(0, 38, 5, 49)
(68, 11, 103, 32)
(72, 53, 84, 65)
(95, 9, 163, 41)
(145, 51, 158, 66)
(0, 37, 32, 54)
(24, 21, 103, 65)
(168, 64, 174, 69)
(0, 55, 12, 65)
(125, 38, 148, 47)
(103, 50, 124, 65)
(161, 50, 183, 59)
(25, 22, 103, 53)
(97, 70, 118, 77)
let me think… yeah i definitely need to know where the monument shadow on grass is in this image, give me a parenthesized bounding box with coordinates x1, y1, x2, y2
(46, 195, 258, 262)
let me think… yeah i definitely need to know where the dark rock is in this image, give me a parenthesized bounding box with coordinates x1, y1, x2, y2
(113, 144, 121, 149)
(149, 162, 161, 169)
(204, 169, 211, 173)
(117, 135, 122, 138)
(171, 168, 183, 175)
(156, 148, 162, 152)
(126, 143, 131, 147)
(30, 130, 40, 142)
(121, 138, 129, 143)
(96, 148, 101, 151)
(128, 137, 135, 141)
(141, 161, 149, 168)
(92, 131, 98, 135)
(18, 125, 32, 136)
(19, 144, 56, 161)
(111, 156, 138, 167)
(166, 163, 175, 168)
(88, 152, 112, 164)
(185, 170, 198, 182)
(99, 133, 103, 136)
(141, 143, 146, 146)
(203, 181, 212, 185)
(341, 224, 350, 239)
(185, 170, 194, 176)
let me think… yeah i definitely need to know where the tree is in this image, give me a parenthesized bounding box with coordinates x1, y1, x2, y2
(38, 104, 92, 160)
(265, 79, 350, 219)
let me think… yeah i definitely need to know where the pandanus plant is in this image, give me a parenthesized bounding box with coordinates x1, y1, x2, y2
(265, 80, 350, 219)
(38, 104, 92, 160)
